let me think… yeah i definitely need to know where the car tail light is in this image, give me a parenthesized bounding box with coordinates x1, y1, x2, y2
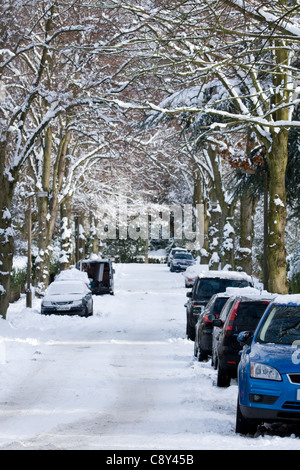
(225, 301, 240, 335)
(203, 313, 212, 323)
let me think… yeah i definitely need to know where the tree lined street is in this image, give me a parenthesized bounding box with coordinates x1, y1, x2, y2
(1, 3, 300, 320)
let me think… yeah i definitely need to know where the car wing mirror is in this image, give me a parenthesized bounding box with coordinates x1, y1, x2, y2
(212, 318, 223, 328)
(237, 331, 252, 346)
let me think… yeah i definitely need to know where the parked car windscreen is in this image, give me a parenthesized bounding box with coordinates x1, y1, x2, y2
(47, 282, 87, 295)
(256, 305, 300, 345)
(194, 278, 250, 300)
(174, 254, 193, 259)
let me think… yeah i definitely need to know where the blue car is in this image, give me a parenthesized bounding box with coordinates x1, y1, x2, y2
(236, 295, 300, 435)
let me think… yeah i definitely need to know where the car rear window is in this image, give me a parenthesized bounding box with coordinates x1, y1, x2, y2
(194, 278, 250, 299)
(256, 305, 300, 345)
(232, 301, 270, 334)
(174, 254, 193, 259)
(209, 297, 229, 315)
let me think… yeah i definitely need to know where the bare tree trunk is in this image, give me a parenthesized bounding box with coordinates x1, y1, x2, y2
(88, 214, 99, 256)
(35, 127, 71, 290)
(221, 207, 235, 270)
(60, 195, 72, 271)
(236, 194, 257, 274)
(192, 168, 205, 257)
(200, 197, 210, 264)
(75, 215, 86, 262)
(267, 131, 289, 294)
(208, 198, 221, 270)
(0, 164, 14, 318)
(206, 145, 237, 270)
(35, 127, 52, 290)
(264, 40, 290, 294)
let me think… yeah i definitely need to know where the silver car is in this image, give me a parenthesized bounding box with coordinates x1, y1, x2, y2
(167, 247, 188, 266)
(41, 280, 93, 317)
(170, 252, 195, 272)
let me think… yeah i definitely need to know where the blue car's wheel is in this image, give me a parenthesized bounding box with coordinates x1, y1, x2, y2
(235, 395, 260, 436)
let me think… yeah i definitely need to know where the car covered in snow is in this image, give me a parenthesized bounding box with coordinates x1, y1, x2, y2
(167, 247, 188, 266)
(236, 294, 300, 435)
(183, 263, 209, 288)
(41, 280, 93, 317)
(185, 270, 253, 341)
(170, 252, 195, 272)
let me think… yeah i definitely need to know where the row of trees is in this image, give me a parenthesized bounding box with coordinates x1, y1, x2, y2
(1, 0, 300, 318)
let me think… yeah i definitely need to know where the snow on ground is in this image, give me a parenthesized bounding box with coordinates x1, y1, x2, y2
(0, 263, 300, 450)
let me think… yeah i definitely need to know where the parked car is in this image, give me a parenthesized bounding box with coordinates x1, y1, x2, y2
(183, 264, 209, 288)
(212, 290, 276, 387)
(194, 292, 230, 361)
(236, 294, 300, 435)
(76, 258, 115, 295)
(170, 252, 195, 272)
(185, 270, 253, 341)
(167, 247, 188, 266)
(41, 280, 93, 316)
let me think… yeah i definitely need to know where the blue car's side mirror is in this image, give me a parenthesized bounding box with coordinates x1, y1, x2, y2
(237, 331, 252, 346)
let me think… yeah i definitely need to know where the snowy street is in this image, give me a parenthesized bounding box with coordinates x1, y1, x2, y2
(0, 263, 300, 450)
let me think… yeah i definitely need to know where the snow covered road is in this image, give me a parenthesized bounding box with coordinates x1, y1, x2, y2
(0, 263, 300, 450)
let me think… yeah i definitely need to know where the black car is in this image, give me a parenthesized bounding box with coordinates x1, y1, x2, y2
(185, 270, 253, 341)
(212, 292, 276, 387)
(194, 293, 230, 361)
(170, 253, 195, 272)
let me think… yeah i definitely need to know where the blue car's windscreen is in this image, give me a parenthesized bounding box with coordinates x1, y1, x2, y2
(256, 305, 300, 345)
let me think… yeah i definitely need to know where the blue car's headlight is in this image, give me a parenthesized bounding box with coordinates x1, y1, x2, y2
(250, 362, 282, 381)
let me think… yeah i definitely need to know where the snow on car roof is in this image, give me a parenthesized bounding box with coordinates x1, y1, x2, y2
(208, 287, 275, 301)
(225, 286, 276, 299)
(273, 294, 300, 305)
(197, 270, 252, 281)
(184, 264, 209, 276)
(47, 280, 87, 294)
(79, 258, 112, 263)
(55, 268, 89, 283)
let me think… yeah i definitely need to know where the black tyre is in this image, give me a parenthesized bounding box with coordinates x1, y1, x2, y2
(194, 339, 198, 357)
(217, 362, 230, 387)
(211, 349, 218, 369)
(197, 347, 208, 362)
(235, 395, 260, 435)
(187, 323, 195, 341)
